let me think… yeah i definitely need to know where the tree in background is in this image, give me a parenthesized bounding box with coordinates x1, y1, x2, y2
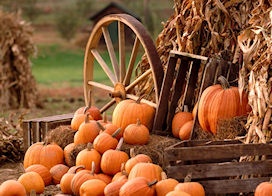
(76, 0, 93, 18)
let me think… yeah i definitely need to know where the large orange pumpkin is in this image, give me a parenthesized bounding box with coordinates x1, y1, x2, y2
(179, 120, 194, 140)
(0, 180, 26, 196)
(24, 142, 64, 169)
(104, 179, 128, 196)
(25, 164, 52, 186)
(172, 110, 193, 138)
(60, 166, 84, 194)
(50, 164, 69, 185)
(174, 182, 205, 196)
(112, 98, 155, 133)
(155, 172, 179, 196)
(123, 119, 149, 145)
(125, 149, 152, 174)
(80, 179, 107, 196)
(198, 76, 250, 134)
(18, 171, 45, 194)
(166, 191, 190, 196)
(93, 129, 120, 154)
(255, 180, 272, 196)
(128, 162, 162, 182)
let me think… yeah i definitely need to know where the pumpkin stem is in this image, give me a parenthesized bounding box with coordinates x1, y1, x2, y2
(112, 128, 121, 138)
(85, 113, 90, 123)
(83, 106, 89, 114)
(161, 172, 168, 180)
(184, 173, 192, 182)
(136, 94, 147, 104)
(218, 76, 230, 89)
(147, 180, 158, 187)
(116, 137, 124, 151)
(91, 161, 96, 175)
(130, 148, 136, 158)
(184, 105, 189, 113)
(30, 189, 36, 196)
(120, 162, 128, 176)
(73, 165, 85, 174)
(136, 118, 141, 126)
(102, 112, 108, 123)
(96, 121, 105, 131)
(87, 143, 93, 151)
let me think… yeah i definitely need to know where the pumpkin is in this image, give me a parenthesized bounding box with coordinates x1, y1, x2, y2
(24, 142, 64, 169)
(166, 191, 190, 196)
(112, 97, 155, 133)
(179, 120, 194, 140)
(97, 173, 112, 185)
(198, 76, 249, 134)
(123, 119, 149, 145)
(67, 165, 85, 174)
(60, 166, 84, 194)
(25, 164, 52, 186)
(104, 179, 128, 196)
(172, 106, 193, 138)
(0, 180, 26, 196)
(120, 177, 157, 196)
(80, 179, 107, 196)
(112, 163, 128, 182)
(155, 172, 179, 196)
(18, 171, 45, 194)
(255, 180, 272, 196)
(93, 128, 121, 154)
(50, 164, 69, 185)
(125, 148, 152, 174)
(71, 162, 98, 196)
(97, 121, 122, 140)
(174, 182, 205, 196)
(64, 143, 76, 167)
(74, 113, 100, 145)
(71, 113, 93, 131)
(192, 102, 198, 119)
(101, 138, 129, 175)
(98, 112, 111, 126)
(76, 143, 101, 173)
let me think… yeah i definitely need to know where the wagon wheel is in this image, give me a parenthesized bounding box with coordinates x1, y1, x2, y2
(84, 14, 164, 113)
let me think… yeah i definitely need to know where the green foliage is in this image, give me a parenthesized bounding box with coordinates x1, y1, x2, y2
(20, 0, 40, 21)
(76, 0, 93, 18)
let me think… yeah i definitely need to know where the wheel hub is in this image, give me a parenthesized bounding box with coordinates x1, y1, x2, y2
(109, 82, 126, 103)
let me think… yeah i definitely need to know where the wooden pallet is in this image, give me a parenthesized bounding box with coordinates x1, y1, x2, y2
(164, 140, 272, 194)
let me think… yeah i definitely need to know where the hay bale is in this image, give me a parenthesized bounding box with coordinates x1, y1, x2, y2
(68, 144, 87, 167)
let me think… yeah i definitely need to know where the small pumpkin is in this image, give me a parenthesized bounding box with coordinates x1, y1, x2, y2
(80, 179, 107, 196)
(166, 191, 190, 196)
(18, 171, 45, 194)
(60, 166, 85, 194)
(97, 173, 113, 185)
(71, 113, 93, 131)
(255, 179, 272, 196)
(0, 180, 26, 196)
(124, 119, 149, 145)
(120, 177, 157, 196)
(50, 164, 69, 185)
(155, 172, 179, 196)
(24, 142, 64, 169)
(101, 138, 129, 175)
(174, 182, 205, 196)
(25, 164, 52, 186)
(97, 121, 122, 140)
(172, 106, 193, 138)
(125, 148, 152, 174)
(93, 128, 121, 154)
(76, 143, 101, 173)
(64, 143, 76, 167)
(112, 96, 155, 133)
(112, 163, 128, 182)
(104, 179, 128, 196)
(74, 113, 100, 145)
(179, 120, 194, 140)
(128, 162, 162, 182)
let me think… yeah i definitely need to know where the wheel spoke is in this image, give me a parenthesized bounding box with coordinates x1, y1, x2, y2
(123, 37, 140, 86)
(100, 99, 116, 113)
(91, 49, 117, 84)
(118, 21, 126, 82)
(88, 80, 114, 92)
(126, 94, 157, 108)
(125, 68, 152, 92)
(102, 26, 119, 81)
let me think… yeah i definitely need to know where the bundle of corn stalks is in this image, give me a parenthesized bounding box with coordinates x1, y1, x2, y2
(0, 9, 40, 110)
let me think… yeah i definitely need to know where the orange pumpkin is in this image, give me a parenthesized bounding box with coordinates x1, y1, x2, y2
(67, 165, 85, 174)
(255, 180, 272, 196)
(98, 112, 111, 126)
(155, 172, 179, 196)
(50, 164, 69, 185)
(71, 113, 93, 131)
(24, 142, 64, 169)
(80, 179, 107, 196)
(97, 173, 112, 185)
(179, 120, 194, 140)
(192, 102, 198, 119)
(198, 76, 249, 134)
(76, 143, 101, 173)
(93, 129, 120, 154)
(0, 180, 26, 196)
(172, 111, 193, 138)
(25, 164, 52, 186)
(97, 121, 122, 140)
(112, 97, 155, 133)
(174, 182, 205, 196)
(101, 138, 129, 175)
(120, 177, 157, 196)
(124, 119, 149, 145)
(125, 148, 152, 174)
(18, 171, 45, 194)
(112, 163, 128, 182)
(60, 166, 85, 194)
(128, 162, 162, 182)
(166, 191, 190, 196)
(104, 179, 128, 196)
(64, 143, 76, 167)
(74, 114, 100, 145)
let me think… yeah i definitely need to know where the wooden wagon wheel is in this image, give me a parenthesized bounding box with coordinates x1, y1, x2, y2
(84, 14, 164, 113)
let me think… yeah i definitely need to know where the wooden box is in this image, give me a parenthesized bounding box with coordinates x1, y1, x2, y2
(164, 140, 272, 194)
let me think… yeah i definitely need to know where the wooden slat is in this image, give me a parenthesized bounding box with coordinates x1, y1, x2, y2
(31, 122, 40, 143)
(23, 113, 73, 123)
(88, 81, 114, 92)
(125, 69, 152, 91)
(100, 99, 116, 113)
(166, 160, 272, 179)
(168, 139, 242, 148)
(200, 177, 270, 194)
(118, 21, 126, 82)
(165, 143, 272, 161)
(22, 122, 30, 151)
(102, 26, 119, 81)
(91, 49, 117, 84)
(170, 50, 208, 61)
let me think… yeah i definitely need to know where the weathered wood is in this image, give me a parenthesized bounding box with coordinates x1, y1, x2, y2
(118, 21, 126, 82)
(31, 122, 40, 144)
(23, 113, 73, 122)
(168, 139, 241, 148)
(88, 80, 114, 92)
(166, 160, 272, 179)
(125, 68, 152, 91)
(126, 94, 157, 108)
(100, 99, 116, 113)
(170, 50, 208, 61)
(165, 143, 272, 161)
(22, 122, 30, 151)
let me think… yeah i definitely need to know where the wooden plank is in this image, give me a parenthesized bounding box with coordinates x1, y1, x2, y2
(165, 143, 272, 161)
(166, 160, 272, 179)
(118, 21, 126, 82)
(125, 69, 152, 91)
(199, 177, 270, 194)
(22, 122, 30, 151)
(170, 50, 208, 61)
(201, 58, 218, 91)
(153, 56, 178, 131)
(31, 122, 40, 143)
(168, 139, 242, 148)
(22, 113, 73, 122)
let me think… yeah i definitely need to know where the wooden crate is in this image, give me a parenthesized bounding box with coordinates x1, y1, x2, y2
(164, 140, 272, 194)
